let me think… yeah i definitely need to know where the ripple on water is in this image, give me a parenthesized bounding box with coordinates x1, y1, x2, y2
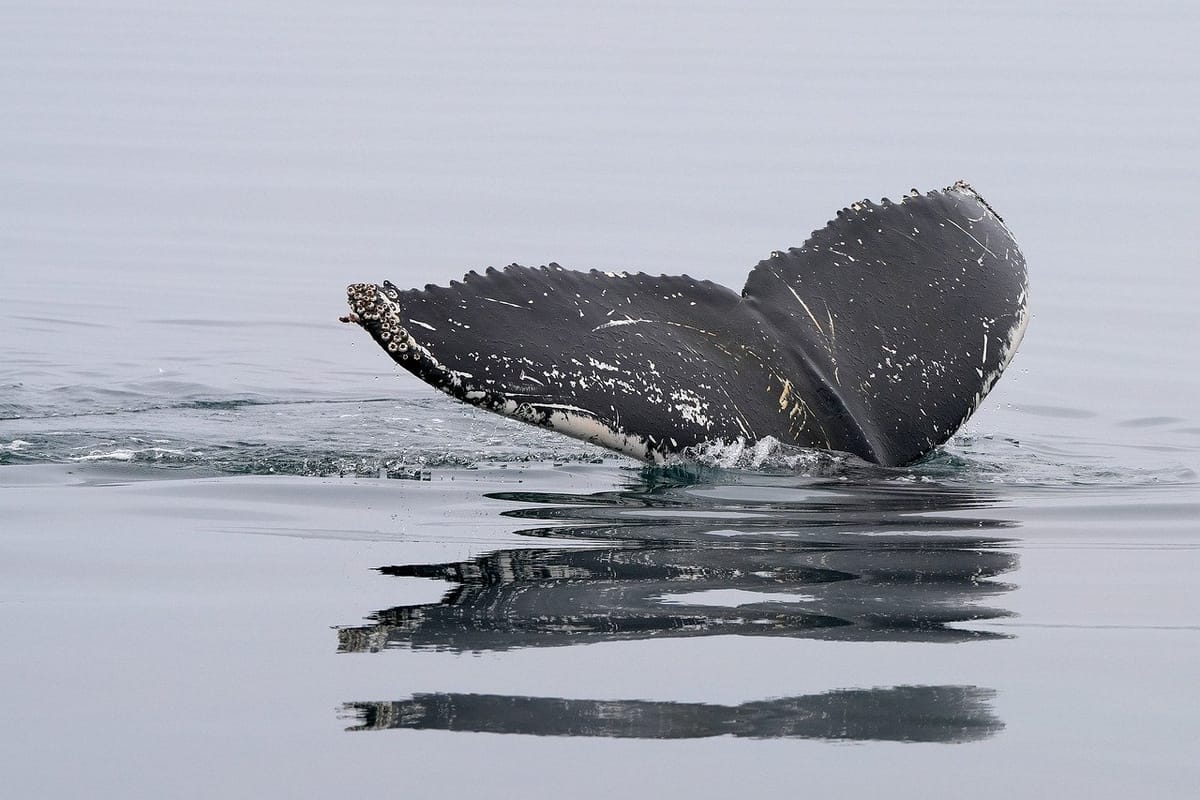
(1, 381, 1196, 490)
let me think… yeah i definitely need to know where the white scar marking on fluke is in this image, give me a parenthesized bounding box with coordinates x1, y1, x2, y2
(519, 371, 545, 386)
(946, 218, 997, 259)
(483, 297, 527, 309)
(825, 302, 841, 385)
(791, 288, 824, 334)
(769, 268, 825, 335)
(671, 387, 712, 429)
(409, 319, 437, 331)
(533, 402, 602, 415)
(593, 317, 653, 331)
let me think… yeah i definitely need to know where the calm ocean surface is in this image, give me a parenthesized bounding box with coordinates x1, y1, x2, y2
(2, 1, 1198, 797)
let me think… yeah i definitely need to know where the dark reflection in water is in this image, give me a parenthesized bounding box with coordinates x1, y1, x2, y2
(345, 685, 1000, 743)
(340, 467, 1019, 743)
(340, 471, 1017, 652)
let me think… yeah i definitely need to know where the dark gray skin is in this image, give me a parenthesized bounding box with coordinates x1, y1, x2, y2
(343, 182, 1028, 466)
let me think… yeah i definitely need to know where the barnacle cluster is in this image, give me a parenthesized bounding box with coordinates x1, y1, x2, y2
(344, 283, 419, 361)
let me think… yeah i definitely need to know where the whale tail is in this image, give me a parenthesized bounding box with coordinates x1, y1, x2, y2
(344, 182, 1028, 466)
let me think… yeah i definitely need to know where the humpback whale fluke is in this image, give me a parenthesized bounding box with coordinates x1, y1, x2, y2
(342, 182, 1028, 467)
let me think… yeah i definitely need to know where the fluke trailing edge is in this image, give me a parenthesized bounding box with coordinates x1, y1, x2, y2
(342, 182, 1028, 467)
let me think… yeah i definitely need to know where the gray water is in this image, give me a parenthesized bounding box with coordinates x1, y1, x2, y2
(2, 1, 1199, 797)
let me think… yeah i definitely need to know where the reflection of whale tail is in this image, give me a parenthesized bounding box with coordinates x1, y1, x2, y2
(345, 182, 1027, 466)
(344, 686, 1002, 743)
(336, 540, 1017, 653)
